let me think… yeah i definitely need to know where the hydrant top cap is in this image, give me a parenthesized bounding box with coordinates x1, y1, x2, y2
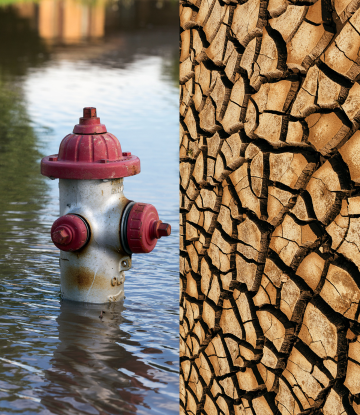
(40, 107, 141, 180)
(73, 107, 107, 135)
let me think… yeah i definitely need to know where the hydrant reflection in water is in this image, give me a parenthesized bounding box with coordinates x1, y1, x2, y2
(41, 107, 171, 303)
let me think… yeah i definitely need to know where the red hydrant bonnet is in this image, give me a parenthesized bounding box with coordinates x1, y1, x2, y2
(41, 107, 140, 180)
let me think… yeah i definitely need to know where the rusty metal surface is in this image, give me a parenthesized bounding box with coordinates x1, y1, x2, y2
(58, 178, 131, 303)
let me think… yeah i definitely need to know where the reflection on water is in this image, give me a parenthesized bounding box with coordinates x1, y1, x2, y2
(0, 0, 178, 413)
(37, 0, 105, 44)
(39, 301, 178, 415)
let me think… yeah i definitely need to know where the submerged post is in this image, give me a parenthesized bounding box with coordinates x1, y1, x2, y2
(41, 107, 171, 303)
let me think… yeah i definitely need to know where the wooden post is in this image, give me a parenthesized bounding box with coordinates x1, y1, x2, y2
(180, 0, 360, 413)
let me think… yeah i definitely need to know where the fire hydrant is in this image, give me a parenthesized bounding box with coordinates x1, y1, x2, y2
(41, 107, 171, 303)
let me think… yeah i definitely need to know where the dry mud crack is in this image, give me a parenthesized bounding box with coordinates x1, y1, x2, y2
(180, 0, 360, 413)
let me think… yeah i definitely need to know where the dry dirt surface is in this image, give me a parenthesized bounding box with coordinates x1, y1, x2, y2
(180, 0, 360, 413)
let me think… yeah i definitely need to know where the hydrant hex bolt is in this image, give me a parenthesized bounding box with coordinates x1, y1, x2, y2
(83, 107, 97, 118)
(41, 107, 171, 304)
(52, 226, 72, 245)
(157, 222, 171, 238)
(150, 220, 171, 239)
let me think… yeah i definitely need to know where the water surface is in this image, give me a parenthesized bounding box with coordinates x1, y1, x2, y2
(0, 1, 179, 413)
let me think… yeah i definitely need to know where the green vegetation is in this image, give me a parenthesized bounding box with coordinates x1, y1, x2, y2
(0, 82, 47, 210)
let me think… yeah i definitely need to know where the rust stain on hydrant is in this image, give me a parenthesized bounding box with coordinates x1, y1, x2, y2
(41, 107, 171, 304)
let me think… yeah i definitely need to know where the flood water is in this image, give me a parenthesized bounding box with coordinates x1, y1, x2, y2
(0, 1, 179, 414)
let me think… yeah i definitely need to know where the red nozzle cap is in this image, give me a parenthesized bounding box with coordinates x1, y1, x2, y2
(51, 214, 89, 252)
(127, 203, 171, 253)
(52, 226, 72, 245)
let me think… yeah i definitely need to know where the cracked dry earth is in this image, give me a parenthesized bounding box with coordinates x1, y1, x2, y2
(179, 0, 360, 413)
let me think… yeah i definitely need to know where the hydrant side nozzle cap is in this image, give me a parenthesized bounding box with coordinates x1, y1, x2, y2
(51, 214, 89, 252)
(126, 203, 171, 254)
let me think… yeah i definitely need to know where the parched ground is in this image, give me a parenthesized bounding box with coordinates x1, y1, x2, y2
(179, 0, 360, 413)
